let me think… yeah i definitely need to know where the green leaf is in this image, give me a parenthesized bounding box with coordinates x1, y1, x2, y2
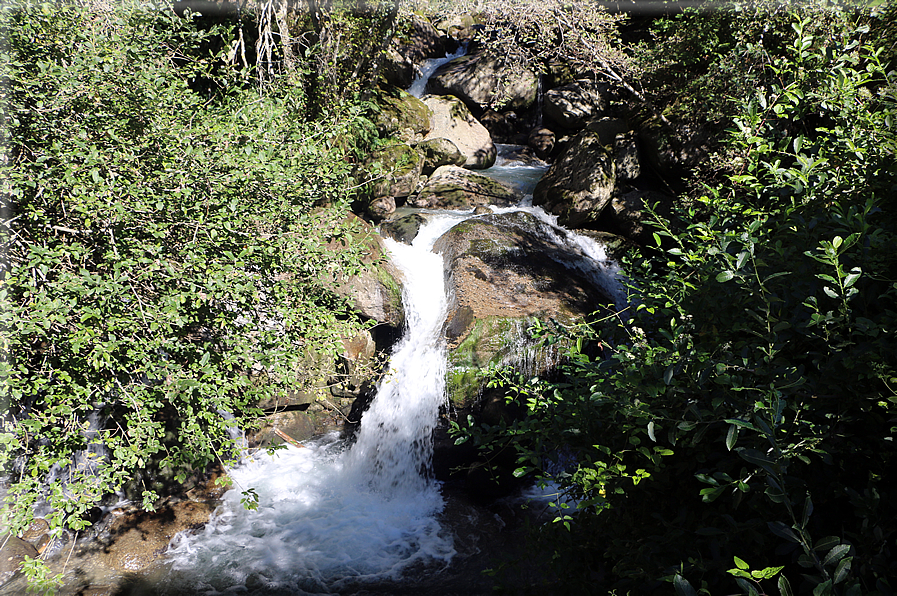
(725, 418, 759, 431)
(813, 579, 833, 596)
(823, 544, 851, 566)
(814, 536, 841, 552)
(726, 424, 739, 451)
(778, 575, 794, 596)
(768, 521, 801, 543)
(734, 556, 749, 570)
(673, 574, 697, 596)
(716, 270, 736, 283)
(753, 565, 784, 580)
(833, 557, 852, 584)
(663, 365, 675, 386)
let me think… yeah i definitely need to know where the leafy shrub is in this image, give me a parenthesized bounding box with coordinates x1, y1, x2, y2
(0, 0, 376, 557)
(454, 3, 897, 594)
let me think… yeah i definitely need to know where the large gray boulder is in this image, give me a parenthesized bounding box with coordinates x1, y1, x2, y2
(423, 96, 496, 169)
(427, 52, 539, 112)
(409, 165, 518, 210)
(532, 130, 616, 227)
(544, 80, 608, 129)
(433, 211, 616, 407)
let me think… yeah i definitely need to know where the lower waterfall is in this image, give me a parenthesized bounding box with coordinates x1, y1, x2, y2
(162, 219, 463, 595)
(159, 152, 623, 595)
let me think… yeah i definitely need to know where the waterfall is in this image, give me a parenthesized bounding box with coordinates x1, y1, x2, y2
(157, 147, 625, 595)
(406, 44, 467, 98)
(163, 219, 462, 595)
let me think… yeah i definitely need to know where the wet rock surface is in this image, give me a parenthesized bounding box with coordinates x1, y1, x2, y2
(434, 210, 615, 407)
(380, 212, 427, 244)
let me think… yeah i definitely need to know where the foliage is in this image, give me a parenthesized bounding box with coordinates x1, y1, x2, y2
(0, 0, 378, 579)
(291, 0, 402, 116)
(453, 3, 897, 594)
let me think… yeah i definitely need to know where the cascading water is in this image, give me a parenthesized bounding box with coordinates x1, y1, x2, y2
(162, 221, 463, 596)
(155, 146, 625, 596)
(406, 44, 467, 98)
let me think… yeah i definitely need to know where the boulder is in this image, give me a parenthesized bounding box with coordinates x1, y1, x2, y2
(544, 80, 608, 129)
(434, 13, 480, 42)
(367, 195, 396, 220)
(381, 47, 416, 89)
(423, 95, 496, 169)
(605, 190, 674, 245)
(375, 87, 432, 143)
(0, 535, 38, 588)
(409, 165, 518, 210)
(415, 137, 466, 174)
(586, 116, 630, 144)
(427, 52, 539, 112)
(380, 212, 427, 244)
(638, 117, 715, 178)
(528, 127, 555, 160)
(398, 14, 450, 65)
(366, 143, 423, 199)
(381, 16, 451, 88)
(327, 214, 404, 328)
(532, 130, 616, 227)
(614, 131, 641, 182)
(99, 501, 217, 573)
(433, 211, 616, 406)
(249, 410, 317, 449)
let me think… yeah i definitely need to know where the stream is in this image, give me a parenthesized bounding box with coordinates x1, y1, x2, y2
(146, 149, 622, 595)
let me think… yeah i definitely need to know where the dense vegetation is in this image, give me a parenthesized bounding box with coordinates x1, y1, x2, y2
(458, 2, 897, 594)
(0, 2, 384, 587)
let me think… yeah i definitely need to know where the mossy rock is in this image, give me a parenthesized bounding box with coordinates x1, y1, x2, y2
(410, 165, 518, 210)
(435, 211, 616, 407)
(375, 87, 432, 143)
(366, 142, 423, 199)
(416, 137, 466, 174)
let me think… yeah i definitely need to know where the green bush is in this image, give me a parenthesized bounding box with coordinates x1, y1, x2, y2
(455, 4, 897, 594)
(0, 0, 376, 557)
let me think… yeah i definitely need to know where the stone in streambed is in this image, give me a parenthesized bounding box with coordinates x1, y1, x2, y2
(380, 213, 427, 244)
(426, 52, 539, 112)
(415, 137, 466, 174)
(433, 210, 615, 407)
(423, 96, 496, 170)
(410, 165, 518, 210)
(533, 129, 616, 227)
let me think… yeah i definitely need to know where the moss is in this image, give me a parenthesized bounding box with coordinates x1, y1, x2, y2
(376, 88, 432, 138)
(445, 316, 534, 407)
(374, 262, 404, 325)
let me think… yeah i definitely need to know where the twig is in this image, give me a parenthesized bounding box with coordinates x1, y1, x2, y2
(272, 427, 306, 448)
